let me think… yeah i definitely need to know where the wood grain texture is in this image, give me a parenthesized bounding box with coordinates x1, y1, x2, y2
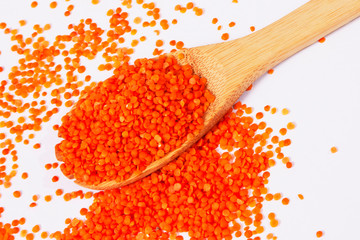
(61, 0, 360, 190)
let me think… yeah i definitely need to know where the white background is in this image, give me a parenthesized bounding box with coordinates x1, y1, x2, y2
(0, 0, 359, 239)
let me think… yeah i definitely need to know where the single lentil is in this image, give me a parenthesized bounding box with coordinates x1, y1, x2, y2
(318, 37, 326, 43)
(331, 146, 337, 153)
(316, 230, 323, 238)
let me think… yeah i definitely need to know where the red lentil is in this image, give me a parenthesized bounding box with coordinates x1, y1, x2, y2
(19, 20, 27, 26)
(194, 7, 203, 16)
(286, 162, 293, 168)
(279, 128, 287, 135)
(29, 203, 37, 208)
(41, 232, 49, 238)
(26, 233, 34, 240)
(45, 164, 52, 170)
(331, 146, 337, 153)
(52, 176, 59, 182)
(221, 33, 229, 40)
(281, 108, 289, 115)
(175, 41, 184, 49)
(31, 1, 38, 8)
(316, 230, 323, 237)
(32, 225, 40, 233)
(13, 190, 21, 198)
(256, 112, 264, 119)
(273, 193, 282, 200)
(155, 39, 164, 47)
(44, 195, 52, 202)
(50, 1, 57, 9)
(318, 37, 326, 43)
(266, 193, 274, 201)
(134, 17, 142, 24)
(21, 172, 28, 179)
(287, 122, 296, 130)
(282, 197, 290, 205)
(55, 189, 64, 196)
(32, 195, 39, 201)
(33, 143, 41, 149)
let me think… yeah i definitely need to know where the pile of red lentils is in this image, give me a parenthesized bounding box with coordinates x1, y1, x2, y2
(0, 1, 329, 239)
(56, 55, 215, 186)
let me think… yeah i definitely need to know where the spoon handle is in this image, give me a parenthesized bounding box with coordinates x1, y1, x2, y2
(206, 0, 360, 90)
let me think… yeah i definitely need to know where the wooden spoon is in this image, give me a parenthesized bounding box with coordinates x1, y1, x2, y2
(64, 0, 360, 190)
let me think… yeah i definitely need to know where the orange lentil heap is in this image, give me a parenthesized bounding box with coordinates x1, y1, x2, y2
(56, 55, 215, 186)
(54, 102, 289, 240)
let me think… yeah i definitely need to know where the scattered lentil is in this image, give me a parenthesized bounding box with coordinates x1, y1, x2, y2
(281, 108, 289, 115)
(282, 197, 290, 205)
(13, 190, 21, 198)
(318, 37, 326, 43)
(221, 33, 229, 40)
(287, 122, 296, 130)
(31, 1, 38, 8)
(316, 230, 323, 238)
(331, 146, 337, 153)
(44, 195, 52, 202)
(50, 1, 58, 9)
